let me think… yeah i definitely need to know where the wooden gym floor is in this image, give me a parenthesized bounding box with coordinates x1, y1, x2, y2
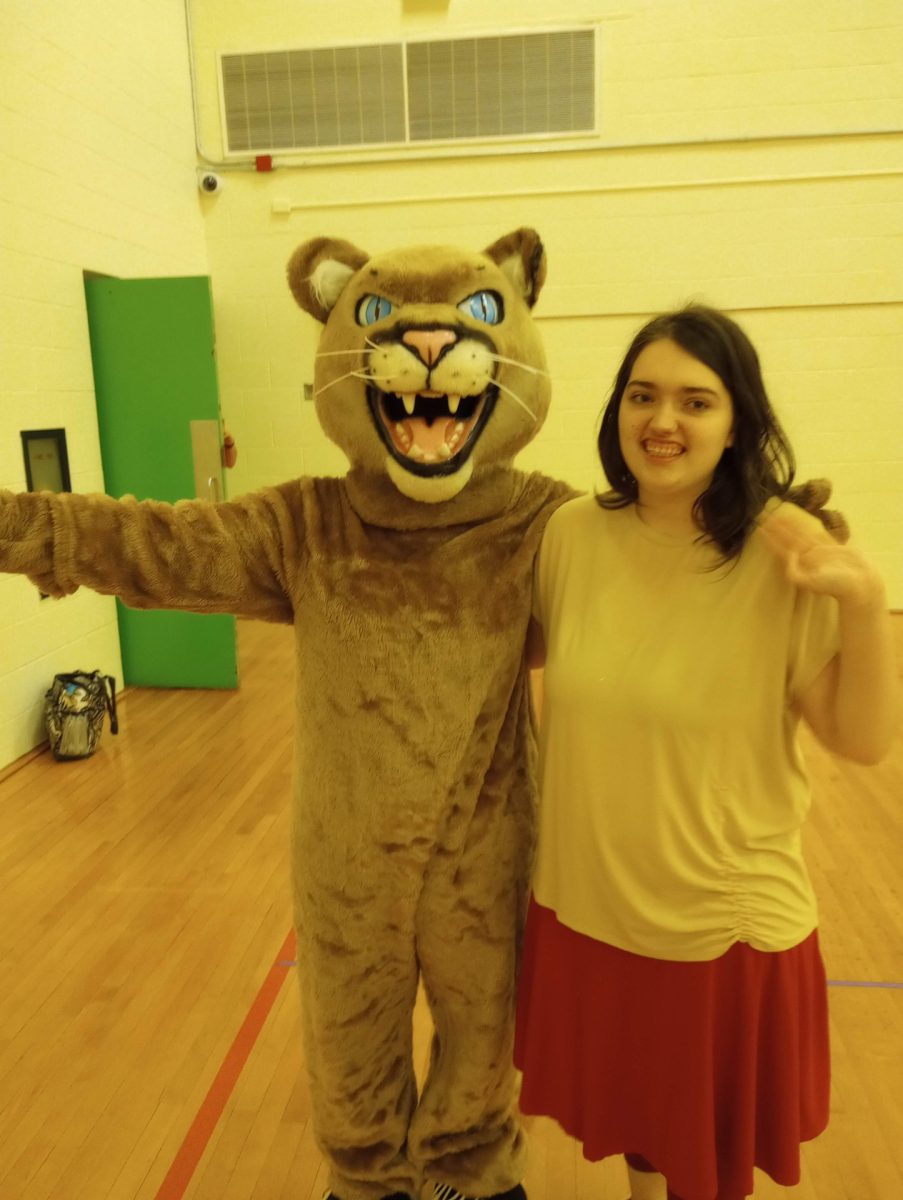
(0, 617, 900, 1200)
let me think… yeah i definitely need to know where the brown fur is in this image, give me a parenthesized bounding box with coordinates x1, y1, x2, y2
(787, 477, 850, 543)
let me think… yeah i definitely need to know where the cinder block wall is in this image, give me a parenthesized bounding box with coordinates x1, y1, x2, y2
(0, 0, 209, 767)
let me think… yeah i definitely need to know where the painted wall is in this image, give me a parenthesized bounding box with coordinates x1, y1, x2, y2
(0, 0, 210, 768)
(191, 0, 903, 605)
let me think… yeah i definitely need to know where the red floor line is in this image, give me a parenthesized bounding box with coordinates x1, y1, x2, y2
(153, 928, 298, 1200)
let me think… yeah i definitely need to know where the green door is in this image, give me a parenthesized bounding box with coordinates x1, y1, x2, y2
(84, 275, 239, 689)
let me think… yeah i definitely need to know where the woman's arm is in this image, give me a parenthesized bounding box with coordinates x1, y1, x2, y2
(759, 503, 899, 765)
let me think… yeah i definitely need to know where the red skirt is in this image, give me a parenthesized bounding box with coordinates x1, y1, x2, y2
(514, 897, 830, 1200)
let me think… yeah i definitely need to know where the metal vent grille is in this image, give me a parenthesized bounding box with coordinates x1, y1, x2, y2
(220, 28, 595, 155)
(407, 31, 595, 141)
(222, 44, 406, 152)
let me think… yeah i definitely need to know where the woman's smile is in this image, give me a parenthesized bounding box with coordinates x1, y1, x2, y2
(642, 438, 684, 460)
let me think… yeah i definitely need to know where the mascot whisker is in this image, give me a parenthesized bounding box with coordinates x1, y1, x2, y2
(487, 352, 550, 377)
(493, 379, 538, 424)
(314, 369, 372, 397)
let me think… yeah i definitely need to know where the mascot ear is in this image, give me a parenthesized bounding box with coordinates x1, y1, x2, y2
(287, 237, 370, 323)
(483, 227, 547, 308)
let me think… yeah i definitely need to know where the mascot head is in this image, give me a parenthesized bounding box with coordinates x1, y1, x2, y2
(287, 228, 550, 504)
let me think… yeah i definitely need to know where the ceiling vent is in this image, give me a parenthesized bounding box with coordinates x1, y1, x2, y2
(219, 28, 596, 156)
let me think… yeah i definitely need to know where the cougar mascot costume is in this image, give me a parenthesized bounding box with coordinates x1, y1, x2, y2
(0, 229, 575, 1200)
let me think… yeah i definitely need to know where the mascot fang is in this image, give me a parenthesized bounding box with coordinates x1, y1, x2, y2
(0, 229, 576, 1200)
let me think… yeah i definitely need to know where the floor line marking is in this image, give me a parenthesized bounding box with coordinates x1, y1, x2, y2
(828, 979, 903, 989)
(153, 928, 297, 1200)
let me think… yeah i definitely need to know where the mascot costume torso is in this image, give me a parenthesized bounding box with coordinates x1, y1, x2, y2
(0, 229, 575, 1200)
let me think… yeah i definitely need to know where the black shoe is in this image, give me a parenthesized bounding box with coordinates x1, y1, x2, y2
(434, 1184, 527, 1200)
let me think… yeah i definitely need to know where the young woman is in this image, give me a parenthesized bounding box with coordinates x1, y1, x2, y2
(514, 306, 898, 1200)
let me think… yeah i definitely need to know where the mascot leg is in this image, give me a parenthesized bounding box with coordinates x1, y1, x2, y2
(294, 884, 423, 1200)
(408, 705, 535, 1200)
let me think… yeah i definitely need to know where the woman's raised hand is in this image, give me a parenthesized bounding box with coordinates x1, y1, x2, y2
(758, 502, 886, 610)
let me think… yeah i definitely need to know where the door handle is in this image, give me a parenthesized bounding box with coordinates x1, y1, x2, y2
(191, 419, 223, 502)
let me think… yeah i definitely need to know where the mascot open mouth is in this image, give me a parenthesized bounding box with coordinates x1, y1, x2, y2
(368, 386, 498, 477)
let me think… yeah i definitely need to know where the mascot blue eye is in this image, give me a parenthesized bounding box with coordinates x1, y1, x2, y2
(458, 291, 503, 325)
(356, 294, 394, 325)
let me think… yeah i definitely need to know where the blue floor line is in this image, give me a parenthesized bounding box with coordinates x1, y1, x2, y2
(827, 979, 903, 989)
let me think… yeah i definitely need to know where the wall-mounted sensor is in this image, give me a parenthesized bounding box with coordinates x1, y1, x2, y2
(198, 170, 223, 195)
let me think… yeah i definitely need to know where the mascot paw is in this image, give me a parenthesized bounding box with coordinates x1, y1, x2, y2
(434, 1184, 527, 1200)
(323, 1193, 413, 1200)
(785, 477, 850, 544)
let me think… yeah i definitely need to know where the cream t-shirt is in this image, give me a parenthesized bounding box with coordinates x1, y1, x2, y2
(533, 496, 840, 961)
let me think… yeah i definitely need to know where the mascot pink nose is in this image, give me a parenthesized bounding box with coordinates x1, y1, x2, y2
(403, 328, 457, 366)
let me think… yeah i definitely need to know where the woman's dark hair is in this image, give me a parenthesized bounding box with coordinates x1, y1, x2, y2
(597, 304, 795, 560)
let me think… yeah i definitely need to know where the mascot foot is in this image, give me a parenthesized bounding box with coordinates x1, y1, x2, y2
(434, 1184, 527, 1200)
(322, 1194, 413, 1200)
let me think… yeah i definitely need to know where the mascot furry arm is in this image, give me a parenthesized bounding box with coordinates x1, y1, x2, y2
(0, 230, 576, 1200)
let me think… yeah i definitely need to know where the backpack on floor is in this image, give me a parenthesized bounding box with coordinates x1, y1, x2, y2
(44, 670, 119, 761)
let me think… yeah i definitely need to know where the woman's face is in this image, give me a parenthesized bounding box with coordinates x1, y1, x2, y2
(617, 338, 735, 507)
